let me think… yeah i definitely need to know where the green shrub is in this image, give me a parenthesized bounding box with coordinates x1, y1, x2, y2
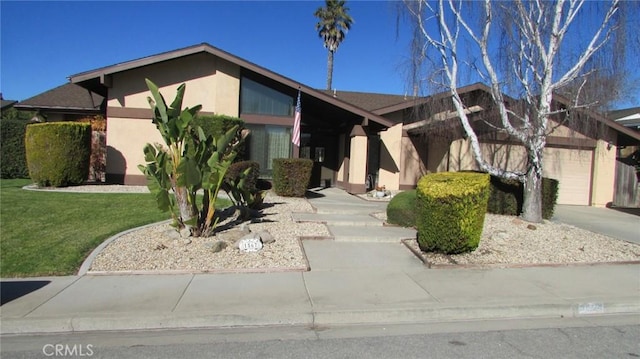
(416, 172, 490, 254)
(0, 119, 29, 178)
(193, 114, 245, 159)
(386, 190, 417, 227)
(25, 122, 91, 187)
(541, 178, 559, 219)
(223, 160, 265, 209)
(272, 158, 313, 197)
(487, 176, 559, 220)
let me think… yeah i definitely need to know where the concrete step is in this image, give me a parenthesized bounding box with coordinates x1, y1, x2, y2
(292, 213, 384, 227)
(328, 225, 417, 242)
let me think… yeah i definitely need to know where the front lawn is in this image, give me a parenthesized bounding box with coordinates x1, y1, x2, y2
(0, 179, 229, 277)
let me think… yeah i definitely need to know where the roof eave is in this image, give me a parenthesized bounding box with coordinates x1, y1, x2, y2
(68, 43, 395, 128)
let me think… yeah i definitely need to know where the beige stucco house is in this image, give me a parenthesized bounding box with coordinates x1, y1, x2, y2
(23, 43, 640, 206)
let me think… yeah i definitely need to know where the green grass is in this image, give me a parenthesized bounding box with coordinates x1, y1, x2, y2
(0, 179, 231, 277)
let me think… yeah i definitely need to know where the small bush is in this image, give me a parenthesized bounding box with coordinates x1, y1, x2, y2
(541, 178, 559, 219)
(25, 122, 91, 187)
(0, 119, 29, 178)
(386, 190, 417, 227)
(416, 172, 490, 254)
(223, 160, 264, 208)
(487, 176, 559, 220)
(272, 158, 313, 197)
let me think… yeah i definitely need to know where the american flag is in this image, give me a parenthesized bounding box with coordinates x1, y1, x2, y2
(292, 90, 301, 147)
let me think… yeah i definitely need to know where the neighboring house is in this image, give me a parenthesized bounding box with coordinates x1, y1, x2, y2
(609, 107, 640, 132)
(24, 43, 640, 207)
(1, 94, 18, 112)
(14, 83, 105, 121)
(608, 107, 640, 207)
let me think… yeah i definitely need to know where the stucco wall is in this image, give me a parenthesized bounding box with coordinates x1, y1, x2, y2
(591, 131, 617, 206)
(378, 123, 402, 190)
(104, 53, 242, 182)
(348, 134, 368, 188)
(107, 53, 240, 116)
(400, 134, 427, 188)
(105, 117, 164, 177)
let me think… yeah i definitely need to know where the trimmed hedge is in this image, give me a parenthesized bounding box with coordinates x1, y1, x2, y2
(272, 158, 313, 197)
(0, 119, 29, 178)
(416, 172, 490, 254)
(25, 122, 92, 187)
(386, 190, 417, 227)
(488, 176, 559, 220)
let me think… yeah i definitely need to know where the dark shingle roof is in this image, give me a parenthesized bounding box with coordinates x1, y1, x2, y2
(15, 83, 104, 112)
(1, 99, 17, 111)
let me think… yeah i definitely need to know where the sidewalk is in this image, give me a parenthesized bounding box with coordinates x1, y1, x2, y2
(1, 188, 639, 335)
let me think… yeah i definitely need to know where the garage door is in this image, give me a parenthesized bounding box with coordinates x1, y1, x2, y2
(543, 148, 593, 205)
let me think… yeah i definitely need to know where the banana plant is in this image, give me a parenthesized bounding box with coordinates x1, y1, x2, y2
(138, 79, 243, 237)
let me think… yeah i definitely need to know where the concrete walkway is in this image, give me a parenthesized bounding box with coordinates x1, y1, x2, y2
(553, 205, 640, 245)
(1, 188, 639, 335)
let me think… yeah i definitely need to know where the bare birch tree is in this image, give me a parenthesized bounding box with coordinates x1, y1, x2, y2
(403, 0, 624, 223)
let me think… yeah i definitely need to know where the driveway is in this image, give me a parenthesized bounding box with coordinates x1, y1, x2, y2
(552, 205, 640, 245)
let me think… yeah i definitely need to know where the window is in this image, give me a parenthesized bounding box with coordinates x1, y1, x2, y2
(245, 124, 292, 176)
(241, 77, 293, 116)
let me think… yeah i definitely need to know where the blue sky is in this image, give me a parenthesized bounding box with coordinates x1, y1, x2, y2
(1, 1, 637, 109)
(1, 1, 413, 102)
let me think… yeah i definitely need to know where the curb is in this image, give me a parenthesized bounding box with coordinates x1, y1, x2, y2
(3, 301, 638, 335)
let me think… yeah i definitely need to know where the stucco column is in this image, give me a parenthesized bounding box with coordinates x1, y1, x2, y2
(347, 125, 368, 193)
(377, 123, 403, 190)
(591, 136, 617, 207)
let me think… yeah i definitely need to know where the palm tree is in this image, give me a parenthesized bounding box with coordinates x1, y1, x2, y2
(314, 0, 353, 91)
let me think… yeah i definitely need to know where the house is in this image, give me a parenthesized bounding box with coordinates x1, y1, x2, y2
(1, 94, 18, 112)
(24, 43, 640, 207)
(14, 83, 105, 121)
(609, 107, 640, 132)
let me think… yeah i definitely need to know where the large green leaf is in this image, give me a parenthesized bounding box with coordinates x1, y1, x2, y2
(176, 157, 201, 187)
(142, 144, 157, 162)
(168, 83, 186, 119)
(215, 125, 239, 153)
(155, 189, 172, 212)
(145, 79, 168, 124)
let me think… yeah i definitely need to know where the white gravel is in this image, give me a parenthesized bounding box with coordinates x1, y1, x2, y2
(401, 214, 640, 267)
(88, 192, 330, 273)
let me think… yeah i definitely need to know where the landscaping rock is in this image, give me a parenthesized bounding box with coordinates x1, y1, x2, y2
(235, 232, 261, 249)
(218, 228, 251, 243)
(258, 230, 275, 244)
(490, 230, 509, 241)
(527, 224, 537, 230)
(163, 230, 180, 240)
(205, 240, 228, 253)
(179, 228, 191, 238)
(237, 232, 263, 252)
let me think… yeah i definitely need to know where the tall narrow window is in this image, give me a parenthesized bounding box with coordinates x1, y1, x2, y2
(246, 124, 292, 176)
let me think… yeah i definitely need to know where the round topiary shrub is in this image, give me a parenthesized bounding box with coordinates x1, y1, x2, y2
(25, 122, 92, 187)
(272, 158, 313, 197)
(386, 189, 417, 227)
(416, 172, 490, 254)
